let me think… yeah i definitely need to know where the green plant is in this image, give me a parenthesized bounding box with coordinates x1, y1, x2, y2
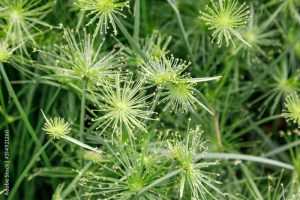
(1, 0, 300, 199)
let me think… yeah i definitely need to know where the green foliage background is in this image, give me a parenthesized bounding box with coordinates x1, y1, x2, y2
(0, 0, 300, 199)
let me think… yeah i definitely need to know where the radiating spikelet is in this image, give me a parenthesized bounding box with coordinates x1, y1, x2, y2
(43, 117, 71, 139)
(40, 28, 123, 86)
(0, 0, 55, 51)
(75, 0, 129, 37)
(200, 0, 250, 47)
(93, 75, 154, 139)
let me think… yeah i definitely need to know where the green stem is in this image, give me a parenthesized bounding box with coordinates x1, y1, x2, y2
(236, 114, 281, 137)
(200, 153, 294, 170)
(136, 168, 183, 197)
(80, 79, 87, 139)
(79, 79, 87, 166)
(8, 140, 51, 200)
(241, 164, 264, 200)
(167, 0, 196, 64)
(133, 0, 140, 41)
(213, 112, 223, 149)
(113, 14, 149, 63)
(0, 63, 51, 166)
(265, 140, 300, 157)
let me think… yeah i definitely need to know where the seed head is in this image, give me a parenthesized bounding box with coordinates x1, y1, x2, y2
(141, 56, 189, 87)
(82, 150, 102, 163)
(43, 117, 71, 139)
(0, 42, 11, 63)
(161, 80, 199, 113)
(93, 75, 154, 138)
(283, 93, 300, 127)
(75, 0, 129, 36)
(42, 28, 122, 86)
(200, 0, 250, 47)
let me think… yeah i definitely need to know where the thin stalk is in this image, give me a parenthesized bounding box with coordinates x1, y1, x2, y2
(62, 135, 101, 153)
(136, 168, 183, 197)
(213, 112, 223, 148)
(167, 0, 196, 64)
(236, 114, 281, 137)
(8, 140, 51, 200)
(146, 89, 161, 122)
(265, 140, 300, 157)
(113, 14, 149, 63)
(241, 164, 264, 200)
(61, 162, 92, 198)
(79, 78, 87, 167)
(199, 153, 294, 170)
(133, 0, 140, 41)
(80, 79, 87, 140)
(0, 63, 51, 166)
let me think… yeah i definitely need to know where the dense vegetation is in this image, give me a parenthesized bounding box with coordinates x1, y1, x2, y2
(0, 0, 300, 199)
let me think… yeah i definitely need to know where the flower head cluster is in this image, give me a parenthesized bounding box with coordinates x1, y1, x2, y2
(283, 93, 300, 127)
(43, 117, 71, 139)
(41, 28, 122, 86)
(0, 0, 54, 50)
(80, 143, 164, 199)
(75, 0, 129, 36)
(168, 126, 223, 199)
(199, 0, 250, 47)
(142, 56, 220, 113)
(93, 75, 154, 138)
(0, 42, 12, 63)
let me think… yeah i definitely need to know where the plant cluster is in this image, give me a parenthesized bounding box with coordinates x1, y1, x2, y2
(0, 0, 300, 199)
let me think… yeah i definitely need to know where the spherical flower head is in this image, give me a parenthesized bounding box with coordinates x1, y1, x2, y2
(82, 150, 102, 163)
(93, 75, 154, 139)
(283, 93, 300, 127)
(141, 56, 189, 87)
(43, 117, 71, 139)
(75, 0, 129, 36)
(199, 0, 250, 47)
(161, 80, 207, 113)
(0, 42, 11, 63)
(47, 28, 122, 85)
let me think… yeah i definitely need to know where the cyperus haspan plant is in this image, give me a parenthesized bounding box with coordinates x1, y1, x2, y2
(75, 0, 129, 36)
(40, 28, 122, 86)
(2, 0, 300, 199)
(93, 75, 154, 138)
(200, 0, 250, 47)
